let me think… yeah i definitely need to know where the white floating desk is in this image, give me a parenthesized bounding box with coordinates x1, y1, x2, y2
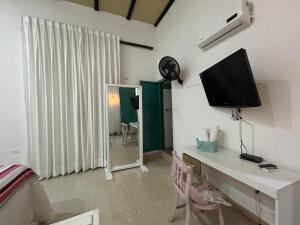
(183, 146, 300, 225)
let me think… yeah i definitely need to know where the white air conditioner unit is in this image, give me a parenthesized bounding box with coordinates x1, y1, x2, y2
(199, 0, 253, 49)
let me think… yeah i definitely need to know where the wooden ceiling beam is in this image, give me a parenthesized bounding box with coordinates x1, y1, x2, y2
(94, 0, 99, 11)
(126, 0, 136, 20)
(120, 40, 153, 50)
(154, 0, 175, 27)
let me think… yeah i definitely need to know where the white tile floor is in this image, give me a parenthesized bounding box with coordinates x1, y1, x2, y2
(110, 135, 139, 167)
(41, 158, 257, 225)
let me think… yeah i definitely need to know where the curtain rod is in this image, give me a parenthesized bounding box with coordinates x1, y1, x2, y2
(18, 19, 153, 51)
(120, 40, 154, 50)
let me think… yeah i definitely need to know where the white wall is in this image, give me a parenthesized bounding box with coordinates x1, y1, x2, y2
(156, 0, 300, 223)
(0, 0, 156, 165)
(121, 45, 157, 85)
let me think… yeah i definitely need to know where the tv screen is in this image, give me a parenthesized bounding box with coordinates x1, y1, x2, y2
(130, 96, 139, 110)
(200, 49, 261, 108)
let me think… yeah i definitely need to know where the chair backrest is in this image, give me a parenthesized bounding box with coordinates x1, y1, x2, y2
(171, 151, 193, 200)
(121, 123, 128, 134)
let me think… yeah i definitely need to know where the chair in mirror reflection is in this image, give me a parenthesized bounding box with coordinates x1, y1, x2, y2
(121, 122, 137, 146)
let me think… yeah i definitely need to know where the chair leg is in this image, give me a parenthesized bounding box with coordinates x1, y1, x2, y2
(169, 194, 179, 223)
(122, 134, 126, 145)
(125, 134, 129, 147)
(218, 207, 225, 225)
(191, 211, 202, 225)
(185, 202, 191, 225)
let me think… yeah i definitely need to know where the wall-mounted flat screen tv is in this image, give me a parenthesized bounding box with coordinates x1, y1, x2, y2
(200, 48, 261, 108)
(130, 96, 139, 110)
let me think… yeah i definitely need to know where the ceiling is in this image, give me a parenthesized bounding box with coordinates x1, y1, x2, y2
(66, 0, 173, 26)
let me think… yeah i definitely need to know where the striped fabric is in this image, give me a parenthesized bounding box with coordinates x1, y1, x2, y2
(0, 164, 36, 204)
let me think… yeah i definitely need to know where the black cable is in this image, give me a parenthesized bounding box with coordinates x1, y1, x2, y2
(255, 190, 262, 225)
(231, 108, 235, 119)
(242, 141, 248, 154)
(240, 140, 243, 154)
(236, 107, 242, 120)
(236, 107, 248, 154)
(240, 140, 248, 154)
(232, 108, 242, 120)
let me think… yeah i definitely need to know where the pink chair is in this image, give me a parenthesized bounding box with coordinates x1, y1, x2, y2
(169, 151, 225, 225)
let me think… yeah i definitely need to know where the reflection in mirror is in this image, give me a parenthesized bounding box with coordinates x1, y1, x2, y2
(108, 86, 140, 167)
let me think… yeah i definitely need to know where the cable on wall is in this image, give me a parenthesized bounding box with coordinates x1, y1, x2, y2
(255, 190, 262, 225)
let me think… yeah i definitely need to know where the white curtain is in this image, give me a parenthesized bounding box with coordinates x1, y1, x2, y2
(22, 16, 120, 179)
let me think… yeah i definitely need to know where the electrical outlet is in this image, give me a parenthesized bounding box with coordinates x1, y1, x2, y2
(9, 148, 19, 154)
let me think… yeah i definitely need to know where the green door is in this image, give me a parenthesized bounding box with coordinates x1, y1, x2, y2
(140, 81, 164, 152)
(119, 87, 137, 124)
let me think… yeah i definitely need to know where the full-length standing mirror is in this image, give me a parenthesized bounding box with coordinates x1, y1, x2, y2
(105, 84, 148, 180)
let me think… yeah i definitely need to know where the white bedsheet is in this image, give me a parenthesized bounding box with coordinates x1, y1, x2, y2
(0, 177, 53, 225)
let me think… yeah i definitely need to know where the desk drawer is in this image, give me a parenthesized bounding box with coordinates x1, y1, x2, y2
(182, 153, 201, 175)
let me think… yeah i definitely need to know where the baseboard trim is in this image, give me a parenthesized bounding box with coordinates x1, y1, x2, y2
(161, 150, 172, 163)
(143, 150, 162, 162)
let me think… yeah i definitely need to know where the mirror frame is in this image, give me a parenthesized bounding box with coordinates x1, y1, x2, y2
(104, 84, 148, 180)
